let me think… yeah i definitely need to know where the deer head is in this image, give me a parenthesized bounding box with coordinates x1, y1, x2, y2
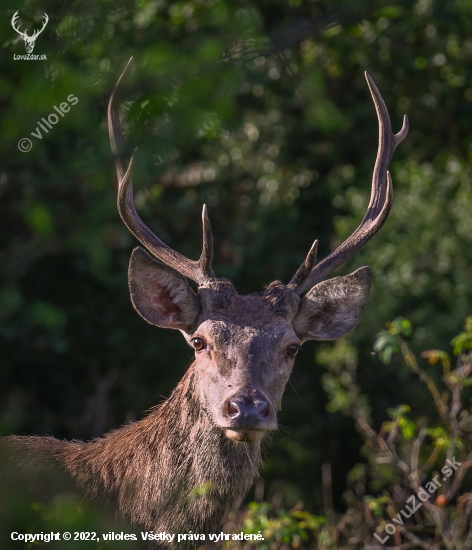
(108, 58, 408, 443)
(11, 11, 49, 54)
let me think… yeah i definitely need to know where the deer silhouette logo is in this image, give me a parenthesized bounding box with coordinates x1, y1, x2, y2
(11, 11, 48, 54)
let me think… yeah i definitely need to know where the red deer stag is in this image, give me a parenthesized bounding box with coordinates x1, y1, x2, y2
(8, 59, 408, 545)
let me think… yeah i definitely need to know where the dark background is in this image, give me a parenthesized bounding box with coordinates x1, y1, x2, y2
(1, 0, 472, 528)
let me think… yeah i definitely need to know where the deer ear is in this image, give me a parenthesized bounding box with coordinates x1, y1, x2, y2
(293, 266, 372, 341)
(128, 247, 201, 333)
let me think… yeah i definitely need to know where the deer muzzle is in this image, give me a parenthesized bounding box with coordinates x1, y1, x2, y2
(221, 393, 277, 442)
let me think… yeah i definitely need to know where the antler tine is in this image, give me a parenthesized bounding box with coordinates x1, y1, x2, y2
(289, 72, 409, 295)
(11, 11, 27, 39)
(287, 240, 318, 290)
(108, 57, 215, 285)
(31, 13, 49, 39)
(200, 204, 215, 279)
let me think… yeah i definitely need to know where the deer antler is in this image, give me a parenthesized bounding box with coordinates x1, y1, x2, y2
(108, 57, 215, 285)
(288, 73, 409, 295)
(11, 11, 28, 40)
(30, 13, 49, 40)
(11, 11, 48, 40)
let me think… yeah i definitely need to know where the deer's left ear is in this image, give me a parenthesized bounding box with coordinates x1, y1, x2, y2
(293, 266, 372, 341)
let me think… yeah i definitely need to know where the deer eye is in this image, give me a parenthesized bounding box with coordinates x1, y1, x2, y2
(287, 344, 300, 357)
(191, 337, 206, 352)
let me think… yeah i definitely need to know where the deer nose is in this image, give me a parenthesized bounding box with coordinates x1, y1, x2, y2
(227, 396, 270, 425)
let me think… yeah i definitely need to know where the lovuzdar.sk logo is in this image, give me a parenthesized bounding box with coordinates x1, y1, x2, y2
(11, 10, 48, 60)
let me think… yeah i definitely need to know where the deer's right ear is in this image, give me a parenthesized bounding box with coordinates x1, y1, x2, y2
(293, 266, 372, 341)
(128, 247, 201, 333)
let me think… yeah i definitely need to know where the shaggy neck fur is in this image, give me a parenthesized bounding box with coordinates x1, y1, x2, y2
(11, 366, 262, 545)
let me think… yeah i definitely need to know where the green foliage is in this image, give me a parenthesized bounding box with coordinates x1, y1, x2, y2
(451, 316, 472, 356)
(224, 502, 327, 550)
(186, 482, 215, 504)
(373, 317, 412, 364)
(385, 404, 416, 440)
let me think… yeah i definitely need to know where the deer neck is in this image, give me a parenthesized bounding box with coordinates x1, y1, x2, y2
(60, 365, 262, 534)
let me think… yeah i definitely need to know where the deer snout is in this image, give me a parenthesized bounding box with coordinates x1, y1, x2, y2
(228, 396, 269, 423)
(222, 393, 277, 442)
